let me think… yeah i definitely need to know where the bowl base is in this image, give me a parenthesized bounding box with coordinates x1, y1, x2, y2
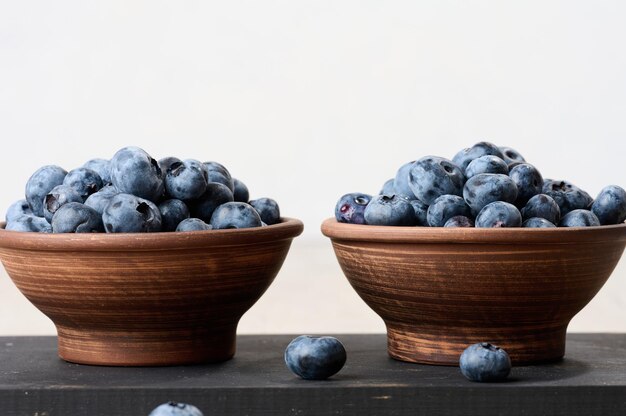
(56, 325, 237, 366)
(386, 324, 567, 366)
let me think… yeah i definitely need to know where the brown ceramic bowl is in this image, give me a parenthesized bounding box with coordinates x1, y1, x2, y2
(0, 218, 303, 366)
(322, 218, 626, 365)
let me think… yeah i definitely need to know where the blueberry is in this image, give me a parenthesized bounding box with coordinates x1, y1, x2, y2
(463, 174, 518, 215)
(464, 155, 508, 179)
(475, 201, 522, 228)
(444, 215, 475, 227)
(158, 199, 190, 232)
(522, 217, 556, 228)
(232, 178, 249, 202)
(426, 195, 472, 227)
(102, 193, 162, 233)
(158, 157, 182, 177)
(62, 167, 103, 200)
(509, 163, 543, 207)
(499, 146, 526, 166)
(249, 198, 281, 225)
(175, 218, 212, 232)
(51, 202, 104, 233)
(164, 159, 208, 201)
(335, 193, 372, 224)
(148, 401, 204, 416)
(559, 209, 601, 227)
(520, 194, 560, 224)
(110, 147, 164, 202)
(459, 342, 511, 382)
(591, 185, 626, 225)
(379, 178, 396, 195)
(210, 202, 263, 229)
(43, 185, 84, 223)
(84, 185, 120, 215)
(393, 161, 417, 200)
(363, 194, 415, 226)
(5, 215, 52, 233)
(284, 335, 347, 380)
(542, 180, 593, 217)
(408, 156, 464, 205)
(25, 165, 67, 217)
(188, 183, 234, 223)
(82, 158, 112, 185)
(204, 161, 234, 192)
(452, 141, 505, 172)
(5, 199, 32, 222)
(410, 199, 429, 226)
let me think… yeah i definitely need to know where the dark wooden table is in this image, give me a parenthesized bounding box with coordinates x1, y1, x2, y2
(1, 334, 625, 415)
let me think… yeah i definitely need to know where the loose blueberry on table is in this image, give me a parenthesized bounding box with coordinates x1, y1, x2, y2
(459, 342, 512, 382)
(335, 141, 625, 229)
(4, 146, 280, 233)
(148, 401, 204, 416)
(284, 335, 347, 380)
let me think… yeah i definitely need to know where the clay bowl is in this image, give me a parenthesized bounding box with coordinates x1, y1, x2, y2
(322, 218, 626, 365)
(0, 218, 303, 366)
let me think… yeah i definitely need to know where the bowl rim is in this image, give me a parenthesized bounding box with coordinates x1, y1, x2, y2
(0, 217, 303, 251)
(321, 218, 626, 244)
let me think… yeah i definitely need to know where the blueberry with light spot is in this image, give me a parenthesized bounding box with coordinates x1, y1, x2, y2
(463, 174, 518, 216)
(102, 193, 162, 233)
(464, 155, 508, 179)
(393, 161, 417, 200)
(591, 185, 626, 225)
(499, 146, 525, 166)
(175, 218, 212, 232)
(43, 185, 84, 222)
(364, 194, 415, 226)
(5, 215, 52, 233)
(509, 163, 543, 207)
(444, 216, 475, 227)
(426, 195, 471, 227)
(284, 335, 346, 380)
(335, 193, 372, 224)
(5, 199, 32, 222)
(408, 156, 464, 205)
(452, 141, 505, 172)
(62, 167, 103, 200)
(249, 198, 281, 225)
(475, 201, 522, 228)
(51, 202, 104, 233)
(559, 209, 601, 227)
(164, 159, 208, 201)
(522, 217, 556, 228)
(148, 401, 204, 416)
(158, 199, 190, 232)
(82, 158, 112, 185)
(110, 146, 164, 202)
(210, 202, 263, 229)
(460, 342, 511, 382)
(25, 165, 67, 217)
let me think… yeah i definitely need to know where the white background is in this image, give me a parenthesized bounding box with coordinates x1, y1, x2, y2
(0, 1, 625, 335)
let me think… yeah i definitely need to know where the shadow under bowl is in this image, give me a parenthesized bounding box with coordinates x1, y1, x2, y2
(321, 218, 626, 366)
(0, 218, 303, 366)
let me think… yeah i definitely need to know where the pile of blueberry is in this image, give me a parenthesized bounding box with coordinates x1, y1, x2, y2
(4, 146, 281, 233)
(336, 142, 626, 228)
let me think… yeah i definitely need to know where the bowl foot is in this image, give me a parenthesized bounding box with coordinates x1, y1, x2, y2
(386, 324, 567, 366)
(56, 325, 237, 366)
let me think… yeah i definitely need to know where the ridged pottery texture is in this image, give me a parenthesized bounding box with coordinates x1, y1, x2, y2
(322, 218, 626, 365)
(0, 218, 303, 366)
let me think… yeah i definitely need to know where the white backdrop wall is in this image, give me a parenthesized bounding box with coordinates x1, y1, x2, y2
(1, 1, 625, 334)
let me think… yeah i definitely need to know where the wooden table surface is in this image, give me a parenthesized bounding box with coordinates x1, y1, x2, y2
(1, 334, 625, 415)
